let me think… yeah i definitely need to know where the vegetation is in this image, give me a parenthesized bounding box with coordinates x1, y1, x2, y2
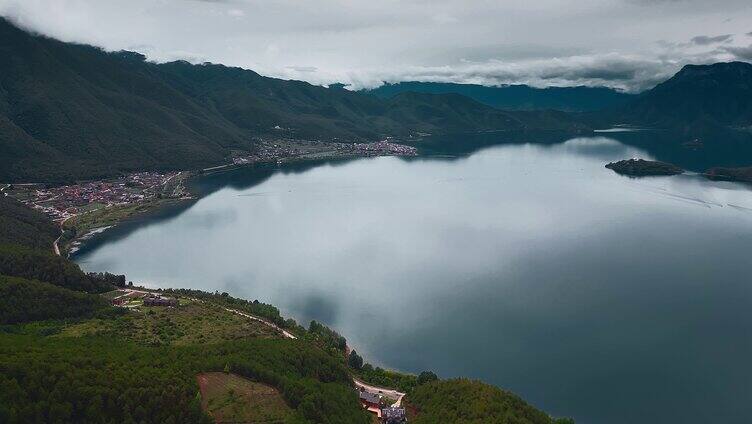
(163, 288, 285, 327)
(705, 166, 752, 183)
(348, 350, 364, 370)
(356, 364, 419, 394)
(308, 320, 347, 354)
(0, 332, 370, 424)
(416, 371, 439, 385)
(605, 158, 684, 176)
(599, 62, 752, 131)
(367, 81, 633, 112)
(0, 244, 114, 293)
(197, 372, 295, 423)
(0, 186, 567, 424)
(62, 198, 185, 250)
(0, 197, 58, 249)
(60, 300, 278, 346)
(408, 379, 572, 424)
(0, 276, 112, 324)
(0, 17, 587, 183)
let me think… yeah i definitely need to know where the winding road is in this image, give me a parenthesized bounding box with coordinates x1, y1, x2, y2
(117, 288, 405, 406)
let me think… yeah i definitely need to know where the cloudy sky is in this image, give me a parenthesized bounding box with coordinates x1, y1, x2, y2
(1, 0, 751, 92)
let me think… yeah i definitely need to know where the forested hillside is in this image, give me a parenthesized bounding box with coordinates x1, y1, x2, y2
(598, 62, 752, 131)
(0, 195, 58, 249)
(0, 17, 588, 183)
(368, 81, 633, 112)
(0, 198, 570, 423)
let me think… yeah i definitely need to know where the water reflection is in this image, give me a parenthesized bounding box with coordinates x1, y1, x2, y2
(75, 135, 752, 424)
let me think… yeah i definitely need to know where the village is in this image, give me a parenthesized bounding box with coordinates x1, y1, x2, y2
(231, 138, 418, 166)
(5, 171, 186, 223)
(4, 139, 417, 225)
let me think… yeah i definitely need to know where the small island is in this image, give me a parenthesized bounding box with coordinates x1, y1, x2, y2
(704, 167, 752, 183)
(605, 158, 684, 176)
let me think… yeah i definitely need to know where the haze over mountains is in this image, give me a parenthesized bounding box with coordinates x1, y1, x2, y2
(0, 18, 585, 182)
(1, 16, 751, 183)
(366, 82, 634, 112)
(604, 61, 752, 131)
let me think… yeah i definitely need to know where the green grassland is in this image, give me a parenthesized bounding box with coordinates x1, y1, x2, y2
(198, 372, 294, 423)
(60, 299, 279, 346)
(64, 198, 183, 235)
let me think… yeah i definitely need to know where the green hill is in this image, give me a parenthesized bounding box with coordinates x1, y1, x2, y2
(0, 275, 111, 324)
(0, 196, 58, 249)
(368, 81, 633, 112)
(0, 195, 570, 423)
(409, 379, 572, 424)
(0, 17, 587, 183)
(599, 62, 752, 131)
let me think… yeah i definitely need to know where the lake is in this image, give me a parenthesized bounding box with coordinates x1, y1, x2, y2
(74, 133, 752, 424)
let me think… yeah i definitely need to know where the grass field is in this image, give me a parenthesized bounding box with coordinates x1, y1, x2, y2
(60, 300, 280, 346)
(197, 372, 294, 423)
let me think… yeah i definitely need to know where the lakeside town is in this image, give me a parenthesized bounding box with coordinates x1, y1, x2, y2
(4, 171, 188, 223)
(2, 139, 419, 256)
(230, 138, 418, 166)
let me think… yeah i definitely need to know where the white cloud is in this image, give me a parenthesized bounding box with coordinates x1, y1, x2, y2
(1, 0, 750, 92)
(227, 9, 245, 18)
(691, 34, 732, 45)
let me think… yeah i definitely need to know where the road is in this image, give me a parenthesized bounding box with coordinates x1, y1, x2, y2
(223, 307, 298, 340)
(352, 377, 406, 407)
(117, 288, 403, 406)
(52, 215, 74, 256)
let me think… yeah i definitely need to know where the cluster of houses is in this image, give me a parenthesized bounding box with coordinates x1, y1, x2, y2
(111, 291, 179, 307)
(230, 139, 417, 166)
(16, 171, 177, 222)
(143, 294, 179, 307)
(358, 389, 407, 423)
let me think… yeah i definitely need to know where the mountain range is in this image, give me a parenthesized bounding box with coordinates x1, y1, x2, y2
(366, 82, 634, 112)
(0, 18, 586, 182)
(1, 16, 751, 183)
(601, 61, 752, 131)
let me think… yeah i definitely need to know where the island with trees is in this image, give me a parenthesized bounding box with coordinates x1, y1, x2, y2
(605, 158, 684, 176)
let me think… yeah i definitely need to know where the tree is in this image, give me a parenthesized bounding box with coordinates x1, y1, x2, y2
(348, 350, 363, 370)
(417, 371, 439, 385)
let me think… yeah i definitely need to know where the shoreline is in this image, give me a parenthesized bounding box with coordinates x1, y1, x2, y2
(57, 142, 418, 257)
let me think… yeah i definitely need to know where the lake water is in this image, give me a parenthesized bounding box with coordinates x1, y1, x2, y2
(74, 133, 752, 424)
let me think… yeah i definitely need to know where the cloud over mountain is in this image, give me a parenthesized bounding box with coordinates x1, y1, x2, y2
(0, 0, 750, 93)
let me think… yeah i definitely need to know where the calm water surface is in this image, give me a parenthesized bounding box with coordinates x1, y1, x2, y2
(75, 135, 752, 424)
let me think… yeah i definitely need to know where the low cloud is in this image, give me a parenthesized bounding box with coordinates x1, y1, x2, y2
(724, 44, 752, 60)
(341, 51, 729, 93)
(1, 0, 751, 94)
(691, 34, 732, 45)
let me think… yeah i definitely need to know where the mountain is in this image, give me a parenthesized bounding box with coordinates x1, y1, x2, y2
(384, 91, 588, 133)
(601, 62, 752, 130)
(366, 81, 633, 112)
(0, 18, 587, 183)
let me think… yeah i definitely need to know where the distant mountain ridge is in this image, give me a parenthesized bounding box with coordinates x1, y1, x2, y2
(0, 17, 588, 182)
(599, 61, 752, 131)
(366, 81, 634, 112)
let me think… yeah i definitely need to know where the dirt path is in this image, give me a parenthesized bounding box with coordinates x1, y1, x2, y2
(352, 377, 406, 407)
(118, 288, 404, 406)
(53, 215, 74, 256)
(223, 307, 298, 340)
